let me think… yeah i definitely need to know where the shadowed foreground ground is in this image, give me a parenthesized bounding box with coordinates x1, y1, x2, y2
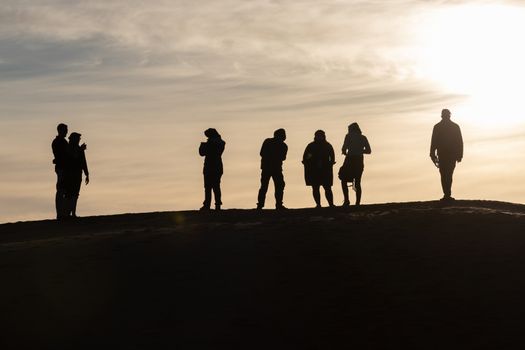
(1, 200, 525, 349)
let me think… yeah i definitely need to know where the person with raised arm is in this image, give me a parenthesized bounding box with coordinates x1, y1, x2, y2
(199, 128, 226, 211)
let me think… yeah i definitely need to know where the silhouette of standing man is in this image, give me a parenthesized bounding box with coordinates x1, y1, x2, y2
(257, 129, 288, 210)
(52, 123, 69, 220)
(430, 109, 463, 201)
(199, 128, 225, 211)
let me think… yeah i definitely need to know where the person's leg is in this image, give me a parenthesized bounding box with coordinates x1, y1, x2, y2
(71, 195, 79, 217)
(439, 158, 456, 198)
(341, 180, 350, 206)
(273, 171, 286, 209)
(55, 170, 67, 219)
(324, 185, 334, 207)
(202, 175, 212, 209)
(202, 186, 212, 209)
(312, 186, 321, 207)
(62, 170, 77, 218)
(213, 178, 222, 210)
(257, 171, 271, 209)
(354, 175, 362, 206)
(70, 178, 82, 217)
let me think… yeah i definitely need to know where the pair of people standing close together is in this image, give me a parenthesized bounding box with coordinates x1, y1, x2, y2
(52, 123, 90, 220)
(199, 123, 372, 210)
(301, 125, 371, 208)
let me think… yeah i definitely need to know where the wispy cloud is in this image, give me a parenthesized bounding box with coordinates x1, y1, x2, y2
(2, 0, 522, 222)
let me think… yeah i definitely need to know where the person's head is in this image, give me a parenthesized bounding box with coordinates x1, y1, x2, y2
(68, 132, 81, 145)
(274, 128, 286, 142)
(441, 109, 451, 120)
(314, 129, 326, 142)
(348, 122, 362, 135)
(204, 128, 220, 139)
(57, 123, 68, 138)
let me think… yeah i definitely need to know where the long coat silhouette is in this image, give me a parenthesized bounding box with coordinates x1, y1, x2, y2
(303, 139, 335, 187)
(302, 130, 335, 208)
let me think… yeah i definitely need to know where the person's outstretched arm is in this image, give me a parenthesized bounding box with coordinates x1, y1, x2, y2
(329, 144, 336, 164)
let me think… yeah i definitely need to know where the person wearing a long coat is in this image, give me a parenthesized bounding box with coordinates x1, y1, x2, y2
(199, 128, 226, 210)
(302, 130, 335, 208)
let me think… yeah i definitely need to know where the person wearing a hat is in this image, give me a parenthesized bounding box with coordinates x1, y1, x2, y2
(199, 128, 226, 210)
(65, 132, 89, 218)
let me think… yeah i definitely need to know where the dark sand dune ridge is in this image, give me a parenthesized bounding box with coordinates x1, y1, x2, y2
(1, 200, 525, 349)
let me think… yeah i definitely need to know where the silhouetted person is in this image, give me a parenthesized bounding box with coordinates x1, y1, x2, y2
(65, 132, 89, 218)
(339, 123, 371, 206)
(199, 128, 225, 210)
(430, 109, 463, 201)
(52, 123, 69, 220)
(303, 130, 335, 208)
(257, 129, 288, 210)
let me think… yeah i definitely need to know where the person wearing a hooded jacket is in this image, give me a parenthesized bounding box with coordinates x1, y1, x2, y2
(199, 128, 226, 210)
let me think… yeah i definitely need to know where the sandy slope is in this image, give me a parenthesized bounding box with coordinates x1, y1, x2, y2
(1, 200, 525, 349)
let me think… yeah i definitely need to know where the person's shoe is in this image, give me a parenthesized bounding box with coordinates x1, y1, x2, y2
(315, 204, 322, 209)
(341, 201, 350, 208)
(256, 204, 264, 210)
(440, 196, 455, 202)
(215, 205, 221, 211)
(276, 205, 287, 210)
(200, 206, 211, 211)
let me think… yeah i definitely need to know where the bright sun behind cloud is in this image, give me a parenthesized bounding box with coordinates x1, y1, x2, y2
(416, 4, 525, 126)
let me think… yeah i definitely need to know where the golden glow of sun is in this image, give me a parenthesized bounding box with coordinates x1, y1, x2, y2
(416, 4, 525, 126)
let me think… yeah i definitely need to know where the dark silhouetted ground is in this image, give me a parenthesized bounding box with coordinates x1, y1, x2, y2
(1, 200, 525, 349)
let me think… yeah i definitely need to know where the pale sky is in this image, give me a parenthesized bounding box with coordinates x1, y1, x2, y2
(1, 0, 525, 222)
